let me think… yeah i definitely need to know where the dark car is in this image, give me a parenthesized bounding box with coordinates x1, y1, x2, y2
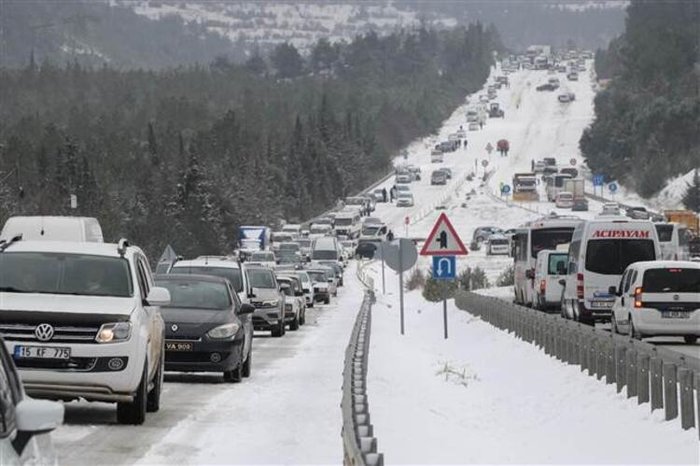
(355, 238, 381, 259)
(317, 260, 344, 287)
(572, 198, 589, 211)
(155, 274, 254, 383)
(560, 167, 579, 178)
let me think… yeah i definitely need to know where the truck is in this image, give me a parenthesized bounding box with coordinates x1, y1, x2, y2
(563, 178, 585, 201)
(238, 225, 271, 259)
(664, 210, 699, 236)
(512, 173, 539, 201)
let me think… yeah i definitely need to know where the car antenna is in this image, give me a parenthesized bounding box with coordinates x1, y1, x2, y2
(0, 234, 22, 253)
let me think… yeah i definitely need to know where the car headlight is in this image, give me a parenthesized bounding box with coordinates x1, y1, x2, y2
(262, 299, 279, 307)
(207, 323, 240, 339)
(95, 322, 132, 343)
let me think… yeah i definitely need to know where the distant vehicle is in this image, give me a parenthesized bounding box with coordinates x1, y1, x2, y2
(276, 275, 306, 330)
(395, 184, 411, 195)
(431, 170, 447, 185)
(247, 265, 286, 337)
(470, 226, 503, 251)
(339, 240, 357, 259)
(439, 167, 452, 179)
(0, 216, 103, 242)
(309, 224, 333, 238)
(395, 173, 412, 184)
(248, 250, 276, 268)
(559, 167, 579, 178)
(360, 222, 387, 238)
(655, 222, 690, 260)
(610, 261, 699, 344)
(306, 268, 333, 304)
(479, 94, 489, 103)
(172, 257, 252, 305)
(536, 83, 557, 92)
(560, 218, 660, 324)
(512, 173, 539, 201)
(396, 192, 415, 207)
(567, 71, 579, 81)
(271, 232, 295, 252)
(533, 250, 568, 311)
(663, 210, 699, 235)
(533, 160, 546, 173)
(311, 236, 343, 267)
(489, 102, 504, 118)
(601, 202, 622, 216)
(156, 274, 254, 382)
(431, 151, 444, 163)
(543, 157, 557, 166)
(557, 92, 575, 103)
(468, 122, 480, 131)
(355, 238, 381, 260)
(555, 191, 574, 209)
(626, 206, 650, 220)
(572, 198, 589, 212)
(486, 234, 510, 255)
(372, 188, 386, 202)
(281, 224, 302, 240)
(545, 173, 572, 201)
(333, 210, 362, 239)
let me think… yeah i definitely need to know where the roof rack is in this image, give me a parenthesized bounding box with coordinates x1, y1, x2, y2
(117, 238, 129, 257)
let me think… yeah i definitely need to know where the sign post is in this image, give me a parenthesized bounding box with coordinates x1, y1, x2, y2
(420, 213, 469, 339)
(383, 239, 418, 335)
(608, 182, 618, 201)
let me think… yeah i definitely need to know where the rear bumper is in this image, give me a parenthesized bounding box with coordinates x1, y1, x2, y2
(634, 309, 700, 336)
(577, 300, 612, 321)
(165, 337, 243, 372)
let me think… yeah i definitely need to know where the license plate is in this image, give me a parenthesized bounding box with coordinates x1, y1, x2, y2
(591, 301, 613, 309)
(661, 311, 690, 319)
(14, 345, 71, 360)
(165, 341, 193, 352)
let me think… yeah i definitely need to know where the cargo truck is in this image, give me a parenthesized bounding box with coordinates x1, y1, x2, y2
(238, 225, 271, 259)
(512, 173, 540, 201)
(664, 210, 699, 236)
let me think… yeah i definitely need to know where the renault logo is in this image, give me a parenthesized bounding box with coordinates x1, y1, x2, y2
(171, 324, 179, 332)
(35, 323, 54, 342)
(673, 294, 679, 301)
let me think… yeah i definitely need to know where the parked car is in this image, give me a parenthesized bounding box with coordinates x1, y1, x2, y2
(155, 274, 254, 382)
(533, 250, 568, 312)
(572, 198, 589, 212)
(396, 192, 415, 207)
(0, 238, 169, 424)
(555, 191, 574, 208)
(276, 275, 305, 330)
(246, 266, 286, 337)
(0, 335, 63, 464)
(610, 261, 699, 344)
(431, 170, 447, 185)
(601, 202, 622, 216)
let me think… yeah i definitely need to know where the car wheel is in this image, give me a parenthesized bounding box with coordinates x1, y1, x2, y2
(308, 301, 314, 308)
(683, 335, 698, 345)
(223, 362, 242, 383)
(324, 296, 330, 305)
(611, 314, 619, 335)
(271, 324, 282, 337)
(146, 350, 164, 413)
(630, 317, 642, 340)
(290, 314, 300, 331)
(117, 363, 148, 425)
(242, 345, 252, 378)
(300, 309, 306, 326)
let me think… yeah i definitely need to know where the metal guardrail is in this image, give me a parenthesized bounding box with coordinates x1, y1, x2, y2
(454, 291, 700, 439)
(341, 264, 383, 465)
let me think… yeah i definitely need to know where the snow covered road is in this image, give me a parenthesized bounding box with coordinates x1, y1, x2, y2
(51, 264, 365, 464)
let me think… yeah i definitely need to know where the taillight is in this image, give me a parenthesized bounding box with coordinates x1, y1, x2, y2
(540, 280, 546, 293)
(634, 287, 643, 308)
(576, 273, 584, 299)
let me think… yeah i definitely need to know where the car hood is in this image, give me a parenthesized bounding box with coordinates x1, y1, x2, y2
(161, 307, 233, 337)
(0, 293, 135, 317)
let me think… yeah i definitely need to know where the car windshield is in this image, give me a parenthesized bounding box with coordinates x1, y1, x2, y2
(251, 252, 274, 262)
(654, 224, 673, 242)
(248, 269, 275, 288)
(272, 233, 293, 242)
(297, 239, 311, 248)
(312, 250, 337, 260)
(307, 271, 326, 282)
(0, 252, 133, 297)
(531, 228, 575, 259)
(585, 240, 656, 275)
(547, 253, 568, 274)
(642, 268, 700, 293)
(396, 185, 410, 192)
(279, 243, 299, 251)
(362, 225, 381, 235)
(156, 279, 230, 310)
(172, 266, 243, 293)
(310, 226, 329, 234)
(335, 218, 353, 226)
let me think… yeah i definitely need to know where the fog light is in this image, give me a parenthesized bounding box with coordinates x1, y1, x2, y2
(107, 358, 124, 371)
(210, 352, 222, 363)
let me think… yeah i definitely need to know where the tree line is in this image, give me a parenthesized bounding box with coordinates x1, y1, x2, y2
(0, 25, 501, 260)
(581, 0, 700, 201)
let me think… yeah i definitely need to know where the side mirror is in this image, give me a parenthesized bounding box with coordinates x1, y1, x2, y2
(525, 269, 534, 279)
(558, 279, 566, 286)
(608, 286, 617, 296)
(238, 303, 255, 315)
(12, 399, 64, 455)
(146, 287, 171, 307)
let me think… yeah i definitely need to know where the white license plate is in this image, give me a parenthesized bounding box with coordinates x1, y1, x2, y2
(591, 301, 613, 309)
(14, 345, 71, 360)
(661, 311, 690, 319)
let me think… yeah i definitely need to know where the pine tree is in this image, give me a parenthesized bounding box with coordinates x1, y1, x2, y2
(682, 169, 700, 213)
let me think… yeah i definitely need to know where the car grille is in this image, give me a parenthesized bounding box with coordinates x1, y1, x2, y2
(14, 356, 97, 371)
(0, 323, 99, 344)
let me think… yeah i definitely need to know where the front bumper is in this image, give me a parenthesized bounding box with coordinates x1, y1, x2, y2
(165, 336, 244, 372)
(252, 307, 283, 330)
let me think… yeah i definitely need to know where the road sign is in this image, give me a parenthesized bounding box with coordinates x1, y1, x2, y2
(432, 256, 456, 280)
(570, 158, 577, 166)
(485, 142, 493, 154)
(481, 159, 489, 167)
(608, 182, 618, 193)
(593, 175, 604, 187)
(501, 184, 511, 194)
(383, 239, 417, 272)
(420, 213, 468, 256)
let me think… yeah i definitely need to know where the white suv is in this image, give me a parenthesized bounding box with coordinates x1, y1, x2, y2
(0, 238, 169, 425)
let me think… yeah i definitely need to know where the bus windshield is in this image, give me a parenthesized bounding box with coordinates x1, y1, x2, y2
(531, 228, 575, 259)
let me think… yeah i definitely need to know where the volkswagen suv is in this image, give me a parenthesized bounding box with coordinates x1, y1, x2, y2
(0, 237, 169, 425)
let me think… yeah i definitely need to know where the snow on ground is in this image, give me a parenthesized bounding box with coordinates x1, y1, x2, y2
(365, 272, 699, 463)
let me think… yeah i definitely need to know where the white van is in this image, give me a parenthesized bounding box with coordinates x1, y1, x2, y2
(281, 224, 302, 240)
(610, 261, 699, 344)
(311, 236, 343, 267)
(333, 210, 361, 239)
(654, 222, 690, 261)
(533, 250, 568, 312)
(561, 218, 660, 324)
(1, 216, 103, 242)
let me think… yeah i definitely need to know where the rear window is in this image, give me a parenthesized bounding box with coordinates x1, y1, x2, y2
(642, 268, 700, 293)
(654, 224, 673, 242)
(172, 266, 242, 292)
(585, 240, 656, 275)
(547, 253, 568, 275)
(156, 279, 231, 310)
(248, 269, 275, 289)
(312, 249, 337, 260)
(531, 228, 575, 259)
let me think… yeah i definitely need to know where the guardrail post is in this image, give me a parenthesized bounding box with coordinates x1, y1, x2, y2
(615, 346, 627, 393)
(605, 341, 615, 385)
(625, 349, 637, 398)
(636, 354, 650, 405)
(663, 363, 678, 421)
(570, 331, 579, 366)
(678, 368, 695, 430)
(696, 374, 700, 440)
(650, 357, 663, 411)
(587, 338, 597, 377)
(596, 338, 606, 381)
(579, 334, 588, 373)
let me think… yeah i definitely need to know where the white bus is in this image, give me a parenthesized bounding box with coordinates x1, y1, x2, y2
(512, 215, 583, 306)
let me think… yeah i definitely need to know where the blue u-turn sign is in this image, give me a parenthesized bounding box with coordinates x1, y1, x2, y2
(432, 256, 456, 280)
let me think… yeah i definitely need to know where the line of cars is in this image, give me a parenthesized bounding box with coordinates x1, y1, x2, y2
(0, 214, 351, 462)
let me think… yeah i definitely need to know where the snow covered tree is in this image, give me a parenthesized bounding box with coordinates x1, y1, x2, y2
(682, 169, 700, 213)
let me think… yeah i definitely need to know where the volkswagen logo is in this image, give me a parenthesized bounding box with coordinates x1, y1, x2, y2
(673, 294, 679, 301)
(171, 324, 179, 332)
(35, 323, 54, 342)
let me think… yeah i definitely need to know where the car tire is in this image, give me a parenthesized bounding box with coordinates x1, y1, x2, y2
(146, 351, 164, 413)
(242, 345, 252, 378)
(271, 324, 283, 338)
(117, 363, 148, 425)
(290, 314, 300, 331)
(683, 335, 698, 345)
(308, 301, 314, 308)
(300, 310, 306, 326)
(324, 296, 330, 305)
(630, 317, 642, 340)
(611, 314, 619, 335)
(224, 363, 242, 383)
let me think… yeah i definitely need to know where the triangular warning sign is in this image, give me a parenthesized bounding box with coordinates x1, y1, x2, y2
(420, 213, 468, 256)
